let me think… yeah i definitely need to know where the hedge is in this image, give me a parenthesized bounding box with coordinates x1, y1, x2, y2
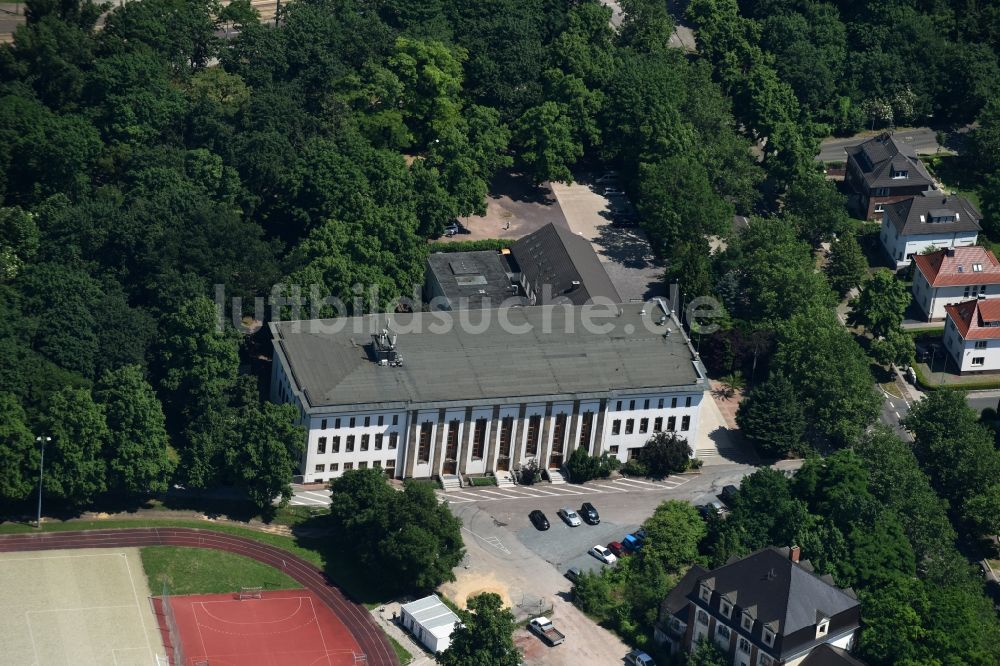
(426, 239, 510, 253)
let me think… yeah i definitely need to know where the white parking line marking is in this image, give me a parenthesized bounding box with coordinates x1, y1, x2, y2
(613, 478, 658, 487)
(523, 487, 560, 495)
(480, 489, 540, 498)
(545, 486, 584, 494)
(300, 491, 330, 500)
(290, 496, 328, 506)
(894, 411, 901, 418)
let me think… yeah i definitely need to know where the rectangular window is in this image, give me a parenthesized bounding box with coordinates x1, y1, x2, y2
(525, 415, 541, 456)
(671, 397, 677, 409)
(349, 417, 356, 428)
(643, 399, 650, 409)
(875, 187, 889, 196)
(375, 434, 383, 450)
(720, 601, 732, 619)
(616, 400, 622, 411)
(699, 585, 711, 603)
(612, 419, 621, 435)
(965, 287, 971, 297)
(654, 417, 663, 432)
(332, 436, 340, 453)
(629, 399, 635, 410)
(445, 420, 460, 462)
(763, 629, 774, 647)
(321, 419, 327, 430)
(741, 615, 752, 632)
(346, 435, 355, 452)
(609, 445, 619, 454)
(668, 416, 676, 431)
(685, 396, 692, 408)
(361, 434, 369, 451)
(625, 419, 634, 434)
(738, 637, 751, 653)
(472, 418, 487, 459)
(335, 418, 341, 429)
(392, 414, 399, 425)
(373, 460, 381, 468)
(378, 415, 384, 426)
(389, 432, 398, 449)
(499, 417, 513, 458)
(552, 414, 566, 452)
(975, 341, 987, 350)
(681, 416, 691, 431)
(874, 203, 885, 213)
(315, 464, 325, 473)
(364, 416, 370, 427)
(344, 462, 354, 471)
(639, 418, 649, 433)
(385, 459, 395, 469)
(579, 412, 594, 449)
(418, 422, 432, 463)
(330, 463, 339, 472)
(358, 462, 367, 470)
(973, 357, 985, 366)
(658, 398, 664, 409)
(317, 437, 327, 454)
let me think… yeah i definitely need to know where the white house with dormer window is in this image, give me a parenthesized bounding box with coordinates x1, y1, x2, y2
(944, 299, 1000, 373)
(879, 191, 981, 268)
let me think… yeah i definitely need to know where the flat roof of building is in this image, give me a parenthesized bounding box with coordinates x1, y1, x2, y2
(400, 595, 460, 638)
(271, 302, 706, 413)
(426, 250, 523, 309)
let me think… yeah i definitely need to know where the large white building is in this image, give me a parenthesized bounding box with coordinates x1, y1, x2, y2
(912, 246, 1000, 320)
(270, 302, 708, 483)
(879, 190, 981, 268)
(944, 299, 1000, 373)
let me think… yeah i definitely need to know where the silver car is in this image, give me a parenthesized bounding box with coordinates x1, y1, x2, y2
(558, 508, 582, 526)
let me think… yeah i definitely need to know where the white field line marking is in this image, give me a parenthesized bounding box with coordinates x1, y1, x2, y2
(24, 610, 39, 666)
(122, 552, 157, 663)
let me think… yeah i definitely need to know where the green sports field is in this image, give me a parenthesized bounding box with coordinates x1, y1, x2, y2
(0, 548, 165, 666)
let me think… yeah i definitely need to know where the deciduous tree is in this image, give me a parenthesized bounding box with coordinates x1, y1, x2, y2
(737, 372, 806, 458)
(848, 269, 910, 338)
(439, 593, 520, 666)
(638, 432, 691, 477)
(42, 387, 108, 505)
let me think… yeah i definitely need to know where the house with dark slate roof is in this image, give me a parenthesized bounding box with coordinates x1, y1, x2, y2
(878, 190, 981, 267)
(845, 132, 935, 220)
(654, 546, 863, 666)
(511, 222, 621, 305)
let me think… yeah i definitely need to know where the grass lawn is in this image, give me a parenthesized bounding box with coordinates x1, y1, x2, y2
(922, 154, 982, 209)
(141, 546, 299, 595)
(0, 518, 393, 605)
(388, 636, 413, 665)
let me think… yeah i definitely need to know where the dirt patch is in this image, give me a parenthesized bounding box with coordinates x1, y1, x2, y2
(440, 570, 513, 609)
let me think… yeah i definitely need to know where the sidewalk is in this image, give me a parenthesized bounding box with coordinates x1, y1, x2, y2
(370, 602, 434, 666)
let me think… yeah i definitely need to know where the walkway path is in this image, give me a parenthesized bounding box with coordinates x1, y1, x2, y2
(0, 527, 399, 666)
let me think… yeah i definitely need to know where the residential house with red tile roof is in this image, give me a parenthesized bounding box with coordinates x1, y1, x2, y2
(944, 299, 1000, 373)
(912, 247, 1000, 320)
(878, 190, 981, 268)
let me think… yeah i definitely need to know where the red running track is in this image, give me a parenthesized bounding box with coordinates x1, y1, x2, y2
(0, 527, 398, 666)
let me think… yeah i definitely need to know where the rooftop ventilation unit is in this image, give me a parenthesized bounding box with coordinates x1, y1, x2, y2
(370, 328, 403, 367)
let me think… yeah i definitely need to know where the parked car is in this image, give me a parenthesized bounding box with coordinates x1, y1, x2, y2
(607, 541, 627, 557)
(565, 566, 582, 583)
(698, 499, 726, 518)
(595, 171, 619, 183)
(529, 510, 550, 531)
(590, 544, 618, 564)
(604, 187, 626, 197)
(579, 502, 600, 525)
(558, 508, 582, 527)
(529, 617, 566, 646)
(719, 484, 739, 506)
(914, 342, 930, 362)
(625, 649, 657, 666)
(622, 533, 643, 553)
(444, 223, 459, 237)
(613, 212, 639, 227)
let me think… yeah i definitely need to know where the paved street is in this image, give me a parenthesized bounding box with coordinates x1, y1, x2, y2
(879, 389, 913, 442)
(817, 127, 941, 162)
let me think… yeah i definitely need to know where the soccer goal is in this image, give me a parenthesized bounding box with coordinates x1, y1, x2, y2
(238, 586, 263, 600)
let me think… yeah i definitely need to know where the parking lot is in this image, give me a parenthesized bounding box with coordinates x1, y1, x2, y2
(438, 474, 689, 504)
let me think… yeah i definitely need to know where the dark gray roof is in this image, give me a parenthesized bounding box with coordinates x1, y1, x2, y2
(271, 303, 706, 413)
(884, 190, 982, 237)
(676, 547, 860, 660)
(512, 223, 621, 305)
(426, 250, 523, 309)
(801, 644, 867, 666)
(663, 565, 706, 617)
(846, 133, 934, 188)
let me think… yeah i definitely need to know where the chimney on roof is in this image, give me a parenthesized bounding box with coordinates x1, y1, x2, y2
(946, 247, 956, 257)
(790, 545, 801, 563)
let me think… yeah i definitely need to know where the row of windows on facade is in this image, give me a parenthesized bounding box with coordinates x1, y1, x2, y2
(315, 459, 396, 474)
(320, 414, 400, 430)
(317, 432, 399, 454)
(412, 412, 595, 465)
(612, 415, 689, 436)
(616, 396, 691, 411)
(693, 612, 774, 666)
